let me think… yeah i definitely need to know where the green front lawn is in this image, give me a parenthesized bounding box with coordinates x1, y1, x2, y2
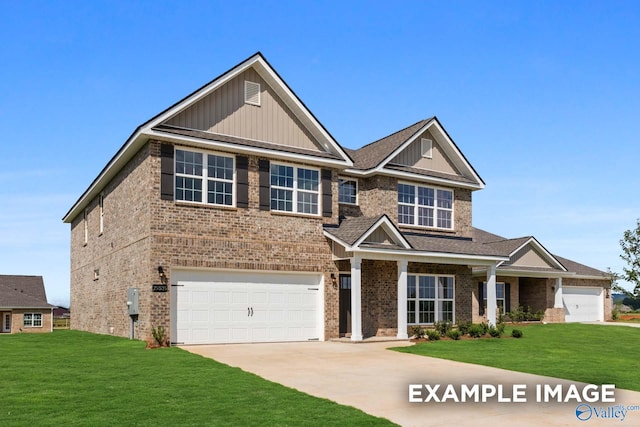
(393, 323, 640, 391)
(0, 331, 394, 426)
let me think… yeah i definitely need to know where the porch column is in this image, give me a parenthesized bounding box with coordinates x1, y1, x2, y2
(486, 263, 498, 326)
(350, 256, 363, 341)
(397, 259, 408, 339)
(554, 277, 563, 308)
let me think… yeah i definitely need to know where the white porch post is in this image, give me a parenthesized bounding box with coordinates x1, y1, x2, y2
(350, 256, 363, 341)
(554, 277, 563, 308)
(486, 263, 498, 326)
(397, 259, 408, 339)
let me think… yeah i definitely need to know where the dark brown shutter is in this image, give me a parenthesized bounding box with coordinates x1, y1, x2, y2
(236, 156, 249, 208)
(321, 169, 332, 217)
(258, 159, 270, 211)
(505, 283, 511, 313)
(478, 282, 485, 316)
(160, 143, 174, 200)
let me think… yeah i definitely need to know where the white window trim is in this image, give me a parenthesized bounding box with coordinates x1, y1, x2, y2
(270, 162, 321, 216)
(407, 274, 455, 325)
(338, 177, 358, 205)
(398, 181, 454, 230)
(23, 313, 43, 328)
(421, 138, 433, 159)
(483, 282, 506, 314)
(244, 80, 261, 106)
(174, 147, 236, 208)
(99, 193, 104, 235)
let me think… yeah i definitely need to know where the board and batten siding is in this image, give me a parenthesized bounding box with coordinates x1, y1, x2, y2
(166, 68, 323, 152)
(390, 130, 460, 176)
(510, 247, 554, 269)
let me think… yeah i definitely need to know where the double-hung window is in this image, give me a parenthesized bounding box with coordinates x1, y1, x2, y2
(338, 178, 358, 205)
(398, 183, 453, 230)
(407, 275, 455, 324)
(270, 164, 319, 215)
(23, 313, 42, 327)
(175, 149, 234, 206)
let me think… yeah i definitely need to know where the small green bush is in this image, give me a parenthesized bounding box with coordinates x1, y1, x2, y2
(426, 329, 441, 341)
(411, 325, 425, 338)
(612, 308, 620, 321)
(480, 322, 489, 335)
(457, 321, 471, 335)
(497, 322, 506, 334)
(468, 324, 484, 338)
(488, 326, 501, 338)
(511, 329, 523, 338)
(447, 329, 462, 340)
(434, 320, 452, 337)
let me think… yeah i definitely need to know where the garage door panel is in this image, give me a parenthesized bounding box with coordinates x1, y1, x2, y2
(563, 287, 603, 322)
(172, 272, 321, 344)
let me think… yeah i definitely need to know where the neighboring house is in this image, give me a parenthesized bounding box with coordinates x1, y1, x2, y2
(53, 306, 71, 318)
(63, 52, 611, 345)
(0, 275, 54, 334)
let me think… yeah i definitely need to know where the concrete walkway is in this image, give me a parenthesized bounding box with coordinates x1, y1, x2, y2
(183, 340, 640, 426)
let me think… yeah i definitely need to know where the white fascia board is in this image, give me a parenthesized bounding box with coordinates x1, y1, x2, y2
(342, 167, 484, 190)
(571, 274, 611, 281)
(147, 129, 351, 168)
(352, 216, 411, 249)
(472, 268, 573, 278)
(352, 247, 508, 266)
(511, 237, 567, 272)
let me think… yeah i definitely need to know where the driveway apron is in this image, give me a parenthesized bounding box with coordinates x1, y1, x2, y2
(183, 341, 640, 427)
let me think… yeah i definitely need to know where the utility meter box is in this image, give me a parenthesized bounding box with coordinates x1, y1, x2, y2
(127, 288, 139, 316)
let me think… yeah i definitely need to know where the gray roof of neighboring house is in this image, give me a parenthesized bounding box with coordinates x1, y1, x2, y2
(154, 124, 343, 160)
(348, 119, 433, 170)
(0, 275, 53, 309)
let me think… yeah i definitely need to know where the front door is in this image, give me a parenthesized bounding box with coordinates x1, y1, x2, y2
(2, 313, 10, 333)
(339, 275, 351, 336)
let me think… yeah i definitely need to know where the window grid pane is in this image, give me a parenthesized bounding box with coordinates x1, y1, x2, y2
(175, 176, 202, 202)
(297, 168, 319, 191)
(271, 188, 293, 211)
(339, 179, 357, 204)
(297, 192, 318, 214)
(271, 165, 294, 188)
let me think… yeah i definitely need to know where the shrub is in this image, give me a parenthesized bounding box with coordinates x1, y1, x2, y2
(411, 325, 425, 339)
(511, 329, 523, 338)
(488, 326, 501, 338)
(480, 322, 489, 335)
(507, 306, 545, 322)
(151, 325, 168, 347)
(612, 308, 620, 321)
(496, 321, 506, 334)
(434, 320, 452, 337)
(426, 329, 441, 341)
(468, 324, 484, 338)
(447, 329, 462, 340)
(457, 321, 472, 335)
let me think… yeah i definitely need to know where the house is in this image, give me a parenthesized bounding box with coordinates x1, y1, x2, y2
(0, 275, 54, 334)
(63, 52, 611, 345)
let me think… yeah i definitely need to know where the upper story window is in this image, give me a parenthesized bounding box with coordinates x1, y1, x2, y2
(99, 193, 104, 235)
(270, 163, 319, 215)
(175, 149, 234, 206)
(398, 183, 453, 230)
(338, 178, 358, 205)
(83, 208, 88, 245)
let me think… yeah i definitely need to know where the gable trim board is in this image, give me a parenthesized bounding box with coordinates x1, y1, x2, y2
(344, 117, 485, 190)
(63, 52, 352, 224)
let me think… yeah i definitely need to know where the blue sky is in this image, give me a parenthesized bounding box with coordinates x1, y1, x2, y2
(1, 1, 639, 306)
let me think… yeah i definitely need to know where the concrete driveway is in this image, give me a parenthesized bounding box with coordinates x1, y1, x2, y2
(183, 340, 640, 427)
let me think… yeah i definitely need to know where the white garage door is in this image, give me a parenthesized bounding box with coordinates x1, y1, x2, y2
(563, 287, 603, 322)
(171, 270, 323, 345)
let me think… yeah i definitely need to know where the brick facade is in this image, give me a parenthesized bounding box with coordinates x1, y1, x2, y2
(2, 309, 52, 334)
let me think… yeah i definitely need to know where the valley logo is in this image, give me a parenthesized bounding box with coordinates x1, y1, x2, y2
(575, 403, 640, 422)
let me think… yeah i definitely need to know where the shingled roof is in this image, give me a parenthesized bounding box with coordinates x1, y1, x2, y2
(348, 119, 433, 170)
(0, 275, 52, 309)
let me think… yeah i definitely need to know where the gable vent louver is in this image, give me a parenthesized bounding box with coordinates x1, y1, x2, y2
(244, 80, 261, 106)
